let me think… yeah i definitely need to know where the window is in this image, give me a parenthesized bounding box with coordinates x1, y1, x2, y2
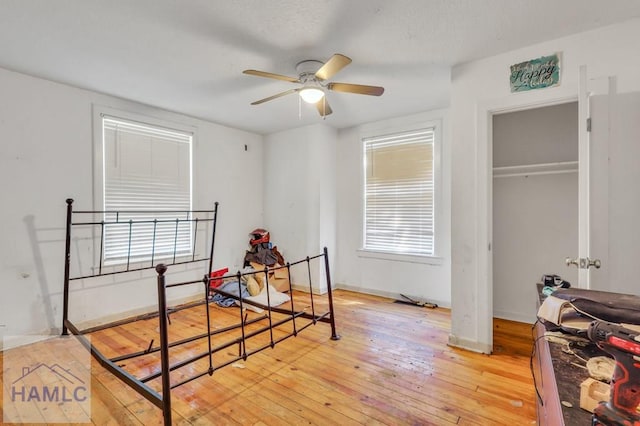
(100, 114, 193, 264)
(363, 127, 435, 256)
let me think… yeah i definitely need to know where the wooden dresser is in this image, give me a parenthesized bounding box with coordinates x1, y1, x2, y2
(532, 285, 602, 425)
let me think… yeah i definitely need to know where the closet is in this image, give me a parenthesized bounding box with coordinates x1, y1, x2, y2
(492, 102, 578, 323)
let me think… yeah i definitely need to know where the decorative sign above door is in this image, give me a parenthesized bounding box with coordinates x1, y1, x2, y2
(510, 53, 561, 92)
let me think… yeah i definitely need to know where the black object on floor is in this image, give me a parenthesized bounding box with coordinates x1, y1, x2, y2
(394, 294, 438, 309)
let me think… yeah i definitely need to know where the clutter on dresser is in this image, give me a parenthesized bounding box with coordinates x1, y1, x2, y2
(533, 282, 640, 425)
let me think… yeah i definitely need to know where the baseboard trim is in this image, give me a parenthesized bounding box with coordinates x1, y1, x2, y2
(335, 283, 449, 308)
(447, 334, 492, 354)
(70, 293, 203, 333)
(1, 334, 54, 351)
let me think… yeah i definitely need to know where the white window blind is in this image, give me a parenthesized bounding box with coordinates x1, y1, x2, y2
(102, 116, 193, 263)
(363, 128, 434, 256)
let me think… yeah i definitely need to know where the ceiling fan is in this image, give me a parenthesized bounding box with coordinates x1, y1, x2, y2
(243, 54, 384, 117)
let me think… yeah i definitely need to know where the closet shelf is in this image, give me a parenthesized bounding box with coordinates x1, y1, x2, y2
(493, 161, 578, 178)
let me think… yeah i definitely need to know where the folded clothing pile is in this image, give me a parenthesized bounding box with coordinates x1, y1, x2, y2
(209, 266, 290, 313)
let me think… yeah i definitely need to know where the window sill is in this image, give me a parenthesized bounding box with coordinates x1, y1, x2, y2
(356, 249, 443, 265)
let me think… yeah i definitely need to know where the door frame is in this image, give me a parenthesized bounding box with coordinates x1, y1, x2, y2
(476, 88, 578, 351)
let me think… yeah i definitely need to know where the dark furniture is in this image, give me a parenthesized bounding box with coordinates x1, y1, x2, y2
(61, 199, 339, 426)
(532, 284, 603, 425)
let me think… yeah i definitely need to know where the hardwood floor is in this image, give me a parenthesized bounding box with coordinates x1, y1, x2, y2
(1, 290, 536, 425)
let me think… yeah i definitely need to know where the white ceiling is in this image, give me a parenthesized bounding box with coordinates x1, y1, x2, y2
(2, 1, 640, 135)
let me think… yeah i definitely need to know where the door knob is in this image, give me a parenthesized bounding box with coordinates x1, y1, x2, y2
(588, 258, 601, 269)
(565, 257, 579, 267)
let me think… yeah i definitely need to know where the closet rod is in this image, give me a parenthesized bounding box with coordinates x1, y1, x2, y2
(493, 161, 578, 178)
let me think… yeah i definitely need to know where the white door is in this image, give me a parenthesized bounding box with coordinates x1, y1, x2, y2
(577, 66, 640, 294)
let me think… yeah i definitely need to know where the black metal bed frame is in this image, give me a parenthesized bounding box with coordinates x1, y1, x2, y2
(60, 199, 339, 425)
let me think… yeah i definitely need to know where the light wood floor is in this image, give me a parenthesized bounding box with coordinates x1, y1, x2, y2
(1, 290, 536, 425)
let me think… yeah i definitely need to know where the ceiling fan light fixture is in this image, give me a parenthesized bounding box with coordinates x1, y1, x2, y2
(244, 54, 383, 116)
(299, 87, 324, 104)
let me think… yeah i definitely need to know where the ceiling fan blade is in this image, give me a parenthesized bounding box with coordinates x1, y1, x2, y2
(243, 69, 299, 83)
(315, 54, 352, 81)
(316, 99, 333, 117)
(251, 88, 300, 105)
(328, 82, 384, 96)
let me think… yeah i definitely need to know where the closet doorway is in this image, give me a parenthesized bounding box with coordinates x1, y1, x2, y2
(492, 102, 579, 323)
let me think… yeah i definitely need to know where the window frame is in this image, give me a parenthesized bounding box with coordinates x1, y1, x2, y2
(92, 105, 196, 266)
(357, 116, 443, 265)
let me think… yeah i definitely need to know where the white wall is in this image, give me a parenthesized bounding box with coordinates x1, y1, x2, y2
(263, 124, 337, 292)
(450, 18, 640, 353)
(262, 111, 452, 304)
(335, 111, 452, 306)
(0, 67, 263, 348)
(493, 173, 578, 322)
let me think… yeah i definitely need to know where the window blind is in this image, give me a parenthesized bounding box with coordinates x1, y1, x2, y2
(363, 128, 434, 256)
(102, 117, 193, 263)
